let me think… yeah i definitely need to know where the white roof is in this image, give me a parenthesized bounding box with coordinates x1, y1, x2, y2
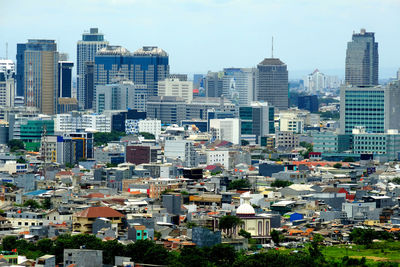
(287, 184, 315, 191)
(271, 200, 296, 207)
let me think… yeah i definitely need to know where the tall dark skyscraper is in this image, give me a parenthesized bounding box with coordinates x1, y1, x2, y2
(256, 58, 288, 110)
(77, 28, 108, 109)
(345, 29, 379, 86)
(58, 61, 73, 98)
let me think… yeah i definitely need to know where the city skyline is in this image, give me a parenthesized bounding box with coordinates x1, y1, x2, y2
(1, 0, 399, 79)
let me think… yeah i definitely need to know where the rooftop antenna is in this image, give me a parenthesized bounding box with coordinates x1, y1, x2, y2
(271, 36, 274, 58)
(5, 42, 8, 59)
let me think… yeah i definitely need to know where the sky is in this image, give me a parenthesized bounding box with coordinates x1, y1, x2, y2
(0, 0, 399, 79)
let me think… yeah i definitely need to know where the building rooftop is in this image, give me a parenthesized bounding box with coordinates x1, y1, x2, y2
(258, 58, 285, 66)
(74, 206, 124, 218)
(133, 46, 168, 57)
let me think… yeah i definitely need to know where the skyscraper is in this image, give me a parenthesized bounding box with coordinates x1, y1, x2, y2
(239, 101, 275, 144)
(132, 46, 169, 97)
(345, 29, 379, 86)
(77, 28, 108, 109)
(17, 39, 59, 114)
(222, 68, 257, 106)
(58, 61, 73, 98)
(205, 71, 223, 98)
(256, 58, 288, 110)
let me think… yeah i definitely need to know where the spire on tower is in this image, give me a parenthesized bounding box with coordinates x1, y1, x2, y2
(271, 36, 274, 58)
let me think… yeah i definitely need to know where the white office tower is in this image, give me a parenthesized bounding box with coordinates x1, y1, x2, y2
(55, 113, 111, 133)
(138, 119, 161, 139)
(209, 118, 241, 145)
(222, 68, 256, 106)
(158, 78, 193, 103)
(77, 28, 108, 109)
(0, 59, 15, 72)
(0, 60, 15, 107)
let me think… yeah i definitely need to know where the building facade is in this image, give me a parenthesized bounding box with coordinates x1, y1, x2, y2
(345, 29, 378, 86)
(158, 78, 193, 103)
(239, 102, 274, 144)
(340, 81, 400, 134)
(209, 118, 240, 145)
(77, 28, 108, 109)
(95, 79, 147, 113)
(222, 68, 256, 106)
(18, 39, 59, 114)
(256, 58, 288, 110)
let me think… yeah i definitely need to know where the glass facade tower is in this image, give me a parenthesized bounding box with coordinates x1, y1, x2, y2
(345, 29, 379, 86)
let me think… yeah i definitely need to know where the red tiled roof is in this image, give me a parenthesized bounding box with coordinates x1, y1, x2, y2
(74, 206, 124, 218)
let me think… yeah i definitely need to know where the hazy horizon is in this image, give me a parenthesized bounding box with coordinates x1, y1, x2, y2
(1, 0, 399, 79)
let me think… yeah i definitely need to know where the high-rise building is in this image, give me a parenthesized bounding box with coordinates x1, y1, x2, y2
(77, 28, 108, 109)
(340, 81, 400, 134)
(297, 95, 319, 113)
(84, 61, 94, 109)
(222, 68, 257, 106)
(209, 118, 240, 144)
(256, 58, 288, 110)
(17, 39, 59, 114)
(397, 68, 400, 81)
(0, 60, 15, 107)
(58, 61, 73, 98)
(204, 71, 223, 97)
(345, 29, 379, 86)
(95, 78, 147, 113)
(158, 77, 193, 102)
(239, 101, 275, 144)
(0, 59, 15, 73)
(132, 46, 169, 97)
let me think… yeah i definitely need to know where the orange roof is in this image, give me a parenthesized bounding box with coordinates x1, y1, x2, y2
(74, 206, 124, 218)
(56, 171, 73, 176)
(83, 193, 105, 198)
(389, 228, 400, 232)
(207, 211, 219, 215)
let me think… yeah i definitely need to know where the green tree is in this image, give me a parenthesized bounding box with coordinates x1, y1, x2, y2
(228, 179, 251, 190)
(241, 140, 249, 146)
(238, 229, 251, 239)
(139, 132, 155, 140)
(36, 238, 54, 254)
(17, 156, 27, 163)
(308, 234, 324, 260)
(7, 139, 25, 152)
(270, 229, 284, 246)
(392, 177, 400, 184)
(343, 156, 355, 162)
(219, 215, 243, 237)
(186, 222, 198, 229)
(333, 163, 342, 169)
(41, 198, 52, 209)
(178, 246, 209, 267)
(93, 131, 126, 146)
(2, 236, 17, 251)
(208, 244, 237, 267)
(349, 228, 375, 246)
(65, 162, 75, 168)
(106, 162, 118, 168)
(102, 239, 125, 265)
(271, 180, 293, 188)
(23, 199, 41, 209)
